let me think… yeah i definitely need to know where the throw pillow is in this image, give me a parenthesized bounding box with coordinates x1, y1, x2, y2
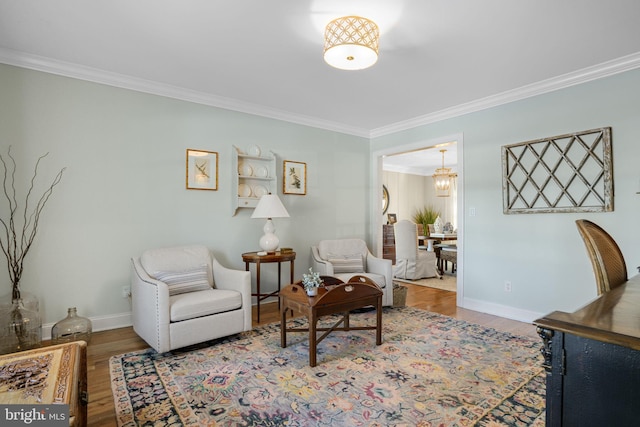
(153, 265, 211, 296)
(327, 253, 365, 274)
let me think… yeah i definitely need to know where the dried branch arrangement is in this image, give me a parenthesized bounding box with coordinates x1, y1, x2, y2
(0, 147, 66, 300)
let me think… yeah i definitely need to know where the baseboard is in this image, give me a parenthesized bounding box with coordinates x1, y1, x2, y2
(460, 297, 545, 324)
(40, 300, 543, 340)
(42, 312, 133, 340)
(42, 301, 272, 340)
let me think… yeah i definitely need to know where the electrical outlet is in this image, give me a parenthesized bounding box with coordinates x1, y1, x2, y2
(122, 286, 131, 298)
(469, 207, 476, 217)
(504, 281, 512, 292)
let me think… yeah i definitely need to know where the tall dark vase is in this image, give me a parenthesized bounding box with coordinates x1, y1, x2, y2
(0, 297, 42, 354)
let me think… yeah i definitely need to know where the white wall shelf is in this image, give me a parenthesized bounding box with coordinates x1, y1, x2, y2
(232, 145, 277, 215)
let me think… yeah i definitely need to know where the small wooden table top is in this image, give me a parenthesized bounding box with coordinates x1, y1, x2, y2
(280, 281, 383, 367)
(427, 233, 458, 241)
(242, 251, 296, 263)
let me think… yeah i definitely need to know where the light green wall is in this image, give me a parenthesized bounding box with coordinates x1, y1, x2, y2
(372, 68, 640, 320)
(0, 64, 369, 326)
(2, 62, 639, 328)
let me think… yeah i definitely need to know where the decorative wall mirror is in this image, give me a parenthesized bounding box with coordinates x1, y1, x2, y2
(382, 185, 390, 214)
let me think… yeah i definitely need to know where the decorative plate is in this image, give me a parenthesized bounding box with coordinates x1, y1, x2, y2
(255, 165, 268, 178)
(240, 163, 253, 177)
(253, 185, 268, 198)
(238, 184, 252, 197)
(247, 144, 261, 157)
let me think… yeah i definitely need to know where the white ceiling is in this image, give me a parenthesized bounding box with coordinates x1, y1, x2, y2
(1, 1, 640, 148)
(383, 142, 457, 177)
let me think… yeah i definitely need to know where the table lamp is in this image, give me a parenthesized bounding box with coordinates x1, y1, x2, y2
(251, 194, 290, 252)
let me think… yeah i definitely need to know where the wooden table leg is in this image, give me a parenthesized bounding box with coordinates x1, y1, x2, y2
(255, 261, 261, 323)
(376, 296, 383, 345)
(277, 261, 282, 310)
(280, 301, 287, 348)
(309, 309, 317, 367)
(290, 259, 294, 283)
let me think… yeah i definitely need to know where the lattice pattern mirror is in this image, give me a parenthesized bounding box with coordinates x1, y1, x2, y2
(502, 127, 613, 214)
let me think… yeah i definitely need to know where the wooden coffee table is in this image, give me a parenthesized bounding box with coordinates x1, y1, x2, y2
(279, 281, 383, 367)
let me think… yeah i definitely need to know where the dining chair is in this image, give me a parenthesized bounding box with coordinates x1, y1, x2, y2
(575, 219, 627, 295)
(393, 220, 438, 280)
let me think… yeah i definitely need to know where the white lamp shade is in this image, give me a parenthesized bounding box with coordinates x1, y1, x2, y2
(251, 194, 290, 219)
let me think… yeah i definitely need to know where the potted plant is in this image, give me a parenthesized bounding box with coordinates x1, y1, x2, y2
(302, 268, 323, 296)
(0, 147, 65, 353)
(413, 206, 440, 237)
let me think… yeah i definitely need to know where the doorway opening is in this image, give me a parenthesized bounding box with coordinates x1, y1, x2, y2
(371, 133, 464, 305)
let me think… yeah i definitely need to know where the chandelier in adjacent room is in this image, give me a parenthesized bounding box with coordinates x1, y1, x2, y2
(433, 149, 457, 197)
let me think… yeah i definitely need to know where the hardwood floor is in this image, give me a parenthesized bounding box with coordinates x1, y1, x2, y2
(81, 283, 539, 426)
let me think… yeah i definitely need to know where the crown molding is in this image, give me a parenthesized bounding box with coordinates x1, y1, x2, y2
(369, 52, 640, 139)
(0, 47, 370, 138)
(2, 47, 639, 140)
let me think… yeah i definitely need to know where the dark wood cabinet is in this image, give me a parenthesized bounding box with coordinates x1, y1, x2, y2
(534, 274, 640, 427)
(382, 224, 395, 264)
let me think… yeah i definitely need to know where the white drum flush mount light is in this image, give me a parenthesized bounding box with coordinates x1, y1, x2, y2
(324, 15, 380, 70)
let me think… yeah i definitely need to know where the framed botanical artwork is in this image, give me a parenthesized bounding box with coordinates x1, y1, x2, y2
(283, 160, 306, 195)
(186, 149, 218, 190)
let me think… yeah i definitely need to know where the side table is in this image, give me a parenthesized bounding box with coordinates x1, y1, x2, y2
(242, 251, 296, 323)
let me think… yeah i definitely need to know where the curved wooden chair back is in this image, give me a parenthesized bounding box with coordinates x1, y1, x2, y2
(576, 219, 627, 295)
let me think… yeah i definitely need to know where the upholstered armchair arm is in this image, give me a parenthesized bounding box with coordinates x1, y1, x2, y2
(311, 246, 334, 275)
(366, 252, 393, 286)
(131, 258, 171, 353)
(211, 257, 252, 331)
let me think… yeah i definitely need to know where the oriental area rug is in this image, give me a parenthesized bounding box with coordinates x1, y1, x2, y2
(110, 307, 545, 426)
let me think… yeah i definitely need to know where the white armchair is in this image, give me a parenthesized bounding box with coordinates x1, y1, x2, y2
(393, 220, 438, 280)
(131, 245, 252, 353)
(311, 238, 393, 306)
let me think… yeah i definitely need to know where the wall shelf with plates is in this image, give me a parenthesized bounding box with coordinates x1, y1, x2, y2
(232, 145, 277, 215)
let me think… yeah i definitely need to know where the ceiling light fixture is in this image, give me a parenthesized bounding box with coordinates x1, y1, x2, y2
(323, 15, 379, 70)
(433, 149, 457, 197)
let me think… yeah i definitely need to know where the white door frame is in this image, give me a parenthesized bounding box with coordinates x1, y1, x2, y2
(370, 133, 464, 306)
